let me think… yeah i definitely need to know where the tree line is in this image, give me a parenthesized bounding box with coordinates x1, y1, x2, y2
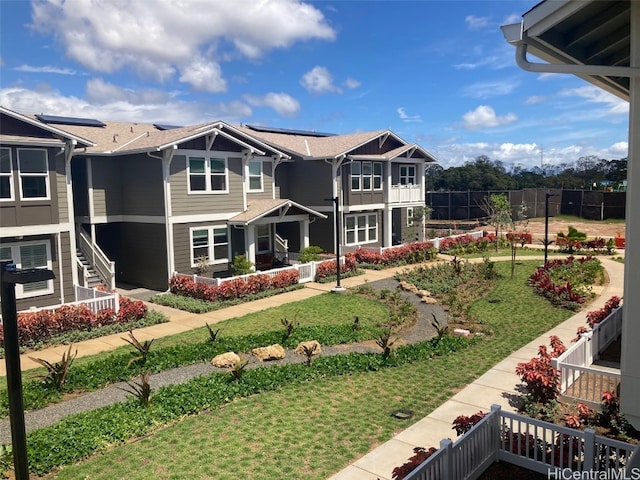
(425, 155, 628, 191)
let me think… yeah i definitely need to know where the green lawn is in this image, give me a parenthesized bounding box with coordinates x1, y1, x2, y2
(48, 260, 576, 479)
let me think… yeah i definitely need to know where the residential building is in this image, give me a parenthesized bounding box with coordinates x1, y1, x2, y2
(0, 106, 94, 310)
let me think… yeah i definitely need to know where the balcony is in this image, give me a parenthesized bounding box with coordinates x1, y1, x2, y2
(389, 184, 422, 204)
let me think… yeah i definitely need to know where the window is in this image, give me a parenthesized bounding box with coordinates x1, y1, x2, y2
(0, 148, 12, 200)
(190, 226, 229, 267)
(248, 160, 263, 192)
(345, 213, 378, 245)
(187, 156, 228, 193)
(399, 165, 416, 185)
(350, 161, 383, 191)
(407, 207, 414, 227)
(0, 241, 54, 298)
(18, 149, 49, 199)
(256, 224, 271, 253)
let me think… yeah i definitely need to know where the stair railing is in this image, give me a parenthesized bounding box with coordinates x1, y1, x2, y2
(78, 229, 116, 290)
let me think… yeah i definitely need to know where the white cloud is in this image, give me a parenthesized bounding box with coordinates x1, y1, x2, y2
(559, 85, 629, 115)
(397, 107, 422, 123)
(300, 66, 340, 94)
(178, 58, 227, 93)
(465, 15, 489, 31)
(524, 95, 547, 105)
(244, 92, 300, 117)
(14, 64, 77, 75)
(462, 79, 520, 99)
(0, 85, 251, 124)
(462, 105, 517, 130)
(344, 77, 361, 89)
(610, 142, 628, 156)
(29, 0, 335, 89)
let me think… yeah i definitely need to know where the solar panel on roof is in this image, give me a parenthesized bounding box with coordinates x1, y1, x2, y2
(246, 124, 335, 137)
(36, 114, 106, 127)
(153, 124, 182, 130)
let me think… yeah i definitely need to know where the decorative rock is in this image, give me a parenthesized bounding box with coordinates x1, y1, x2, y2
(421, 296, 438, 304)
(417, 290, 432, 297)
(252, 344, 286, 361)
(295, 340, 322, 356)
(398, 281, 419, 294)
(453, 328, 471, 337)
(211, 352, 240, 368)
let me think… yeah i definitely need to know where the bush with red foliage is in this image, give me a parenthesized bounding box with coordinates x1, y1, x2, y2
(506, 232, 533, 245)
(351, 241, 436, 267)
(586, 295, 621, 328)
(391, 446, 438, 480)
(169, 269, 299, 302)
(0, 295, 147, 348)
(515, 336, 566, 404)
(452, 410, 487, 436)
(438, 233, 496, 254)
(314, 254, 357, 280)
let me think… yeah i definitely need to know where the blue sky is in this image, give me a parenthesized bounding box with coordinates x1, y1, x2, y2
(0, 0, 629, 169)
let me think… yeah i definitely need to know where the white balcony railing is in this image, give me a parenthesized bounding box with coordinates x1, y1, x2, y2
(78, 229, 116, 290)
(389, 184, 422, 203)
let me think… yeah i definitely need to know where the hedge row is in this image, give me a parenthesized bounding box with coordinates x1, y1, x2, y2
(349, 241, 436, 267)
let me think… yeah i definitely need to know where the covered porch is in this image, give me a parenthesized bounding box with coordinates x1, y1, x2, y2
(228, 199, 326, 270)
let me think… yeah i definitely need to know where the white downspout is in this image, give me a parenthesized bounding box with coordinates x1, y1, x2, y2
(64, 140, 79, 287)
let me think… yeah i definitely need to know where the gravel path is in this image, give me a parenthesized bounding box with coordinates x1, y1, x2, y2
(0, 278, 448, 443)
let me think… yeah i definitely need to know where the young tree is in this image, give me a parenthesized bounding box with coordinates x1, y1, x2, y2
(403, 205, 432, 243)
(508, 201, 529, 278)
(481, 194, 512, 251)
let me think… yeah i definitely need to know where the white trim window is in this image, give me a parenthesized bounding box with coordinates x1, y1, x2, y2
(187, 155, 228, 194)
(190, 226, 229, 267)
(18, 148, 50, 200)
(407, 207, 414, 227)
(256, 224, 271, 253)
(0, 240, 54, 298)
(351, 161, 383, 191)
(0, 147, 13, 201)
(399, 165, 416, 185)
(345, 213, 378, 245)
(247, 160, 263, 192)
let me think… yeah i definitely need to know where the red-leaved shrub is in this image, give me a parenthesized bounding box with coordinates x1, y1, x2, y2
(515, 336, 566, 404)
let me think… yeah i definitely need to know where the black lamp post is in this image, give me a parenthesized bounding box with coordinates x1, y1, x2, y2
(544, 193, 558, 266)
(325, 196, 345, 292)
(1, 261, 55, 480)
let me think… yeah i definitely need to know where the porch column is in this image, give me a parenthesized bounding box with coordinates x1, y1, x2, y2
(621, 0, 640, 430)
(246, 224, 257, 268)
(300, 219, 310, 249)
(383, 207, 392, 247)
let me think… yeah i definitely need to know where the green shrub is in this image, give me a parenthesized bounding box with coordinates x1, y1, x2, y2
(231, 255, 254, 275)
(297, 246, 323, 263)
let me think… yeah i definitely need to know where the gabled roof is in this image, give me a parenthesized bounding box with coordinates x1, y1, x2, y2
(236, 126, 437, 162)
(0, 105, 96, 147)
(229, 199, 326, 225)
(348, 144, 435, 162)
(34, 119, 291, 158)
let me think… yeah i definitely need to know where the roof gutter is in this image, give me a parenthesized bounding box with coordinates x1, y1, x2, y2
(501, 23, 640, 78)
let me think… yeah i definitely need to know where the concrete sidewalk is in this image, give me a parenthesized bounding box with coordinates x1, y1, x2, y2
(329, 256, 624, 480)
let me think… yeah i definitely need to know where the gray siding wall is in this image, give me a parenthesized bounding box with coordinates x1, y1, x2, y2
(121, 154, 164, 216)
(173, 221, 230, 276)
(97, 223, 168, 290)
(286, 160, 334, 206)
(71, 158, 89, 218)
(91, 157, 123, 217)
(0, 145, 62, 228)
(170, 154, 244, 216)
(55, 155, 68, 223)
(309, 216, 335, 253)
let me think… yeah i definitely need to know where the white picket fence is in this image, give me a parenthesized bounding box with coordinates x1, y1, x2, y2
(17, 285, 120, 315)
(552, 306, 623, 405)
(174, 256, 348, 287)
(405, 404, 636, 480)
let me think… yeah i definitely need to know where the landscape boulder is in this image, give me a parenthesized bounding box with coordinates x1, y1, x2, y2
(252, 344, 286, 361)
(211, 352, 240, 368)
(294, 340, 322, 356)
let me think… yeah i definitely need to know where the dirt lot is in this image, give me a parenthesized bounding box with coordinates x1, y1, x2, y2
(526, 218, 625, 241)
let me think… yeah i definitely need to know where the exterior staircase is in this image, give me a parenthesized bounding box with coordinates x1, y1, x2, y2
(76, 249, 104, 288)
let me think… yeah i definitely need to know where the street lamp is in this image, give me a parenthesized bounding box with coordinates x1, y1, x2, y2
(325, 196, 345, 293)
(1, 261, 55, 480)
(544, 193, 558, 266)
